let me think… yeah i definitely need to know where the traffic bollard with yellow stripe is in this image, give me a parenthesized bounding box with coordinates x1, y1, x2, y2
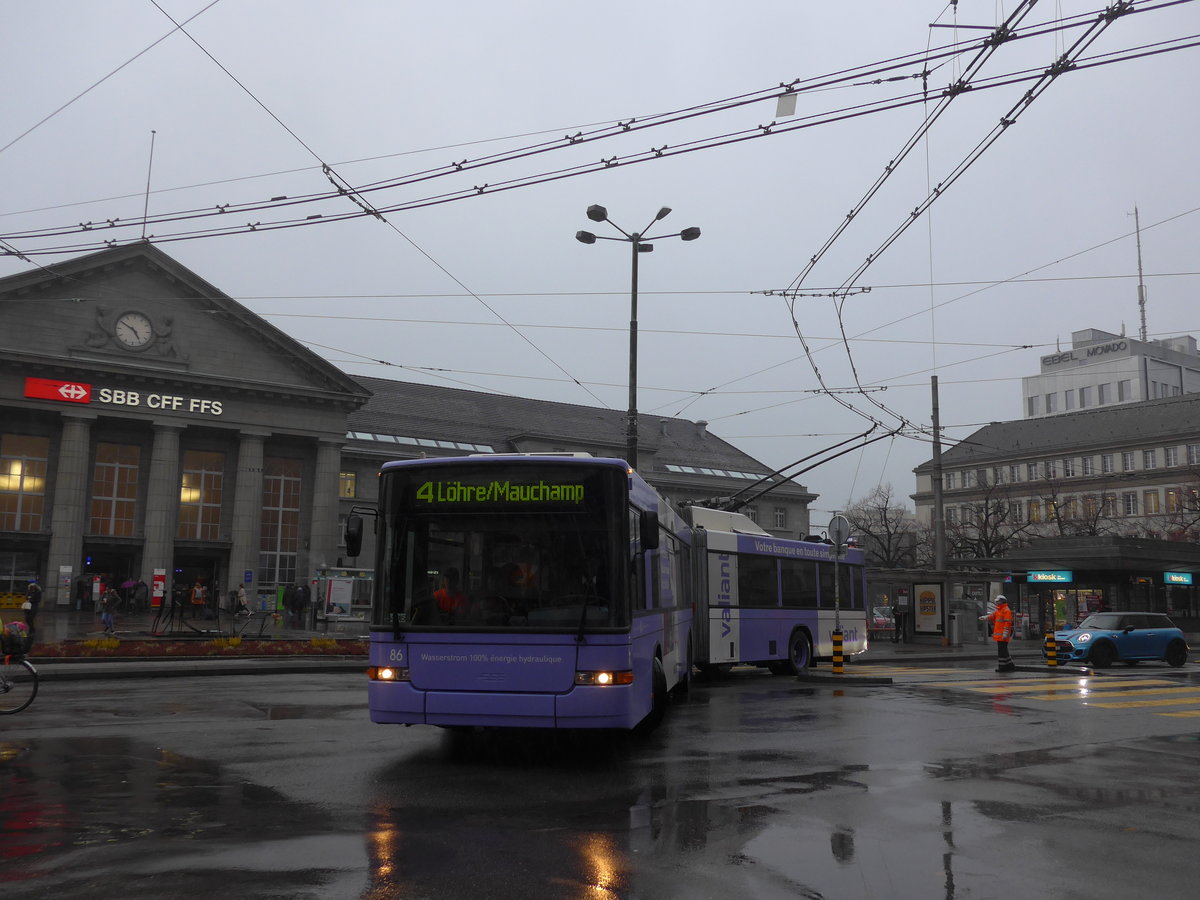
(1044, 631, 1057, 667)
(832, 629, 844, 675)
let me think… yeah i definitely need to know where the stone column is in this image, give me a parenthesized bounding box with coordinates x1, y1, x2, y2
(141, 423, 184, 586)
(307, 438, 345, 574)
(45, 412, 96, 606)
(228, 431, 268, 602)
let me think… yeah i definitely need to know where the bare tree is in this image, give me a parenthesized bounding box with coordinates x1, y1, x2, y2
(845, 483, 919, 568)
(943, 471, 1038, 561)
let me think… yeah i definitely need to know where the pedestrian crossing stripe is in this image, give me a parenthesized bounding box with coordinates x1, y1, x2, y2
(1084, 692, 1200, 708)
(963, 679, 1179, 696)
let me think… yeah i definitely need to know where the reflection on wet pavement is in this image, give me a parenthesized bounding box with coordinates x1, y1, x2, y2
(0, 736, 356, 899)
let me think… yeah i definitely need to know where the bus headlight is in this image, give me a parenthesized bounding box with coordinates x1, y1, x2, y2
(368, 666, 410, 682)
(574, 670, 634, 686)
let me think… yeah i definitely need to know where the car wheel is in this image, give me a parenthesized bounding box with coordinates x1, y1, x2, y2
(1089, 641, 1116, 668)
(1165, 640, 1189, 668)
(786, 630, 812, 675)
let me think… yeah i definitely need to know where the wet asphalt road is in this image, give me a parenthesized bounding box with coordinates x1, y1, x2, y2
(3, 663, 1199, 899)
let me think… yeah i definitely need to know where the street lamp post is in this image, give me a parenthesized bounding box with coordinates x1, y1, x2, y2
(576, 204, 701, 470)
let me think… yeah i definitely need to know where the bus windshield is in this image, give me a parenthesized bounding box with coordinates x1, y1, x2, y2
(373, 462, 626, 632)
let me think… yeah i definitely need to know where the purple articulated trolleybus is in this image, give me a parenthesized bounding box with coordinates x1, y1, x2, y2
(345, 455, 694, 731)
(684, 506, 869, 676)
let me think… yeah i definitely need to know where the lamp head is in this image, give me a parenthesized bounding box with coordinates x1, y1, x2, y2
(575, 230, 597, 244)
(586, 204, 608, 223)
(680, 226, 701, 241)
(655, 207, 672, 221)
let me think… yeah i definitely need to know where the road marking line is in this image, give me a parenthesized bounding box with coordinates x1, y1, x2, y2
(959, 679, 1176, 695)
(1158, 709, 1200, 717)
(1086, 693, 1200, 708)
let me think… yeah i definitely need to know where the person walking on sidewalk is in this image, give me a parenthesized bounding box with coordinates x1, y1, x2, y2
(981, 594, 1015, 672)
(100, 587, 120, 634)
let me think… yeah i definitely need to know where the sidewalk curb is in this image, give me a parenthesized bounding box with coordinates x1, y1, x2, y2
(31, 657, 367, 681)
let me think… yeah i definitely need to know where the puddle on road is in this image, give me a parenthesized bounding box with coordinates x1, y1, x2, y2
(0, 736, 354, 899)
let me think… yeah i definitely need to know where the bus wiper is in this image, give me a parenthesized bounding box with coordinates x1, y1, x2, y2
(391, 609, 404, 641)
(575, 594, 592, 643)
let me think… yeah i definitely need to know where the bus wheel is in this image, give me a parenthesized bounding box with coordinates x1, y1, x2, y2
(671, 638, 693, 697)
(786, 631, 812, 675)
(638, 657, 668, 733)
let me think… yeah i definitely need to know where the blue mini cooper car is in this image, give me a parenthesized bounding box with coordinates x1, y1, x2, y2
(1051, 612, 1189, 668)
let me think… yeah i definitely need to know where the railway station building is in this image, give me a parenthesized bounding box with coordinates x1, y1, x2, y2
(1, 244, 816, 613)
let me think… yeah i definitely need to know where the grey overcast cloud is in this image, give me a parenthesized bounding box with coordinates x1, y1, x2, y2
(4, 1, 1198, 521)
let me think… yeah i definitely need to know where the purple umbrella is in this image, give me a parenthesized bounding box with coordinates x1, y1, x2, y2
(120, 578, 138, 589)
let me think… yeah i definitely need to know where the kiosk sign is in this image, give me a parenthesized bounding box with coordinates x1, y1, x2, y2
(1165, 572, 1194, 585)
(1029, 570, 1073, 583)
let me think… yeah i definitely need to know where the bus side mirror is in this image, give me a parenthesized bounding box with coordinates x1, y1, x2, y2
(344, 515, 364, 557)
(640, 511, 660, 551)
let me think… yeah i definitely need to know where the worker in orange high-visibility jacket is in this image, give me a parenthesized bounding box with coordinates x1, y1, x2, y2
(981, 595, 1016, 672)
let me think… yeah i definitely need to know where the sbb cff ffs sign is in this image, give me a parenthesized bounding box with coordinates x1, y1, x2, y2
(24, 377, 92, 404)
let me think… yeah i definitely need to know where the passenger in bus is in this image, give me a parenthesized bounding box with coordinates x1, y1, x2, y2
(434, 569, 468, 621)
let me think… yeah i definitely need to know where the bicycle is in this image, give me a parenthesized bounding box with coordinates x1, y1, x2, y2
(1, 625, 38, 715)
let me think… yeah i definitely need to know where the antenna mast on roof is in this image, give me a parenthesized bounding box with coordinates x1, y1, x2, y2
(1132, 205, 1148, 342)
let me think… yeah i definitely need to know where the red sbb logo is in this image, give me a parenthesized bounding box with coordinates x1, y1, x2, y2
(24, 377, 93, 404)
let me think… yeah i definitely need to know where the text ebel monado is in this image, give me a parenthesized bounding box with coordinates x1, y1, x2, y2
(95, 388, 223, 416)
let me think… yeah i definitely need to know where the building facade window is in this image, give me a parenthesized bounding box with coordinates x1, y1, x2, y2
(1166, 490, 1181, 513)
(1165, 447, 1179, 467)
(90, 443, 140, 537)
(1081, 456, 1095, 476)
(178, 450, 224, 540)
(1122, 492, 1138, 516)
(338, 471, 357, 499)
(1102, 494, 1118, 516)
(1118, 379, 1132, 402)
(1143, 449, 1157, 470)
(1009, 464, 1021, 483)
(1064, 390, 1075, 411)
(1143, 490, 1160, 514)
(1062, 458, 1075, 477)
(773, 507, 787, 529)
(1122, 451, 1135, 472)
(945, 507, 957, 525)
(1044, 461, 1057, 479)
(1027, 462, 1039, 481)
(1028, 499, 1041, 523)
(745, 506, 758, 523)
(1102, 453, 1115, 474)
(260, 457, 303, 588)
(1189, 444, 1200, 466)
(0, 434, 48, 533)
(1099, 383, 1112, 404)
(944, 471, 957, 490)
(1027, 395, 1040, 416)
(1045, 393, 1058, 413)
(1079, 386, 1092, 408)
(1084, 495, 1098, 518)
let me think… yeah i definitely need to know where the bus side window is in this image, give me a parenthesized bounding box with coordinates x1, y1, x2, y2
(629, 508, 648, 611)
(781, 558, 817, 607)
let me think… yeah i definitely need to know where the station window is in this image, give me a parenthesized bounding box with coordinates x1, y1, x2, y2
(339, 471, 357, 499)
(0, 434, 48, 532)
(178, 450, 225, 540)
(91, 443, 140, 537)
(260, 457, 303, 587)
(774, 507, 787, 529)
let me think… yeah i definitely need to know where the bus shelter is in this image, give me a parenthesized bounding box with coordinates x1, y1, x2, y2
(866, 568, 1011, 645)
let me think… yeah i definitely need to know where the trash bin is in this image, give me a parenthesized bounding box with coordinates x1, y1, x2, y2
(947, 612, 962, 647)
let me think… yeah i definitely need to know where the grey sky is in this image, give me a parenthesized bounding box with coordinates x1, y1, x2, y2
(4, 1, 1198, 520)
